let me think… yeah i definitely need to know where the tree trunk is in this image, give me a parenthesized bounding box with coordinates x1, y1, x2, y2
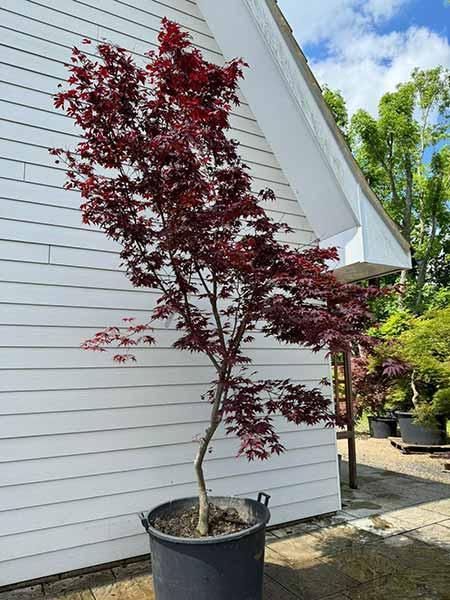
(415, 214, 437, 312)
(402, 160, 414, 244)
(411, 371, 420, 409)
(395, 160, 414, 309)
(194, 382, 224, 536)
(194, 441, 211, 537)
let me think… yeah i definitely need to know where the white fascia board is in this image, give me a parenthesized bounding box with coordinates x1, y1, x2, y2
(321, 226, 365, 272)
(197, 0, 359, 240)
(360, 188, 411, 271)
(322, 186, 412, 281)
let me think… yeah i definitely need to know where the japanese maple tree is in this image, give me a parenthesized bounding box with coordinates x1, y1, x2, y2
(352, 348, 409, 418)
(52, 20, 381, 536)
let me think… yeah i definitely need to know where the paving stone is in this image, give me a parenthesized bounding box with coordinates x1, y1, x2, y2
(0, 586, 44, 599)
(267, 529, 327, 561)
(44, 583, 94, 600)
(401, 564, 450, 599)
(394, 483, 449, 503)
(355, 483, 414, 507)
(310, 513, 356, 529)
(266, 530, 282, 543)
(348, 514, 410, 538)
(421, 498, 450, 517)
(345, 576, 439, 600)
(377, 534, 450, 570)
(406, 522, 450, 551)
(321, 543, 399, 584)
(44, 572, 114, 600)
(263, 575, 298, 599)
(419, 483, 450, 499)
(340, 488, 373, 503)
(265, 547, 358, 599)
(112, 561, 151, 581)
(93, 562, 154, 600)
(271, 521, 320, 538)
(387, 505, 449, 528)
(366, 491, 407, 506)
(306, 523, 381, 555)
(92, 578, 154, 600)
(341, 500, 384, 519)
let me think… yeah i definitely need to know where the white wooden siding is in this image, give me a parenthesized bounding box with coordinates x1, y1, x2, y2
(0, 0, 339, 586)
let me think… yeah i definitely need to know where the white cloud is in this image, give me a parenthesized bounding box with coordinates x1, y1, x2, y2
(364, 0, 408, 20)
(279, 0, 368, 46)
(312, 27, 450, 115)
(278, 0, 450, 116)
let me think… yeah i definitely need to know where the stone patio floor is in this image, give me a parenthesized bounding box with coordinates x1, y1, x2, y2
(3, 458, 450, 599)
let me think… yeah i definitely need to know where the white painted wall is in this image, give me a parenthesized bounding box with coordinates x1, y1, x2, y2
(0, 0, 339, 587)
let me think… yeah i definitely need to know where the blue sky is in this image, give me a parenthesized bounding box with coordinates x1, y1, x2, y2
(278, 0, 450, 116)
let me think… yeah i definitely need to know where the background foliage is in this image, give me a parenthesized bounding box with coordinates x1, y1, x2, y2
(324, 69, 450, 426)
(324, 67, 449, 316)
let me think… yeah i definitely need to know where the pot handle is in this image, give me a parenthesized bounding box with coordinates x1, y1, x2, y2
(139, 512, 150, 533)
(257, 492, 271, 507)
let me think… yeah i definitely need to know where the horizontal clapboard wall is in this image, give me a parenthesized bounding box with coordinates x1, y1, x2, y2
(0, 0, 339, 587)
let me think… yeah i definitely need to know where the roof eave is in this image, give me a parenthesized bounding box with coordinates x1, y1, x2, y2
(266, 0, 411, 257)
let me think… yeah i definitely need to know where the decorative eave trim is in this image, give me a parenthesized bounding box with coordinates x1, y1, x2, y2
(244, 0, 349, 204)
(245, 0, 410, 256)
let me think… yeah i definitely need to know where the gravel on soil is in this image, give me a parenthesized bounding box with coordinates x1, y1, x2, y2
(338, 434, 450, 484)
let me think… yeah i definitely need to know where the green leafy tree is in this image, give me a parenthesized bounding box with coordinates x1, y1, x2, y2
(415, 147, 450, 308)
(388, 307, 450, 427)
(323, 68, 450, 313)
(322, 86, 349, 141)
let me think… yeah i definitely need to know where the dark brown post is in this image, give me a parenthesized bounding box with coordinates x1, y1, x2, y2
(343, 351, 357, 489)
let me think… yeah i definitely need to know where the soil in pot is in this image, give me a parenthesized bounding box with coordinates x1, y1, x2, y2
(151, 503, 248, 538)
(368, 416, 397, 439)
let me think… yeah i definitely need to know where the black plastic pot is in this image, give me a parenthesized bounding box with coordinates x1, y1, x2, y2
(368, 416, 397, 438)
(140, 494, 271, 600)
(397, 411, 447, 445)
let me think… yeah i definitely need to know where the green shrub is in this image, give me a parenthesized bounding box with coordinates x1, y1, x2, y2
(433, 387, 450, 416)
(388, 308, 450, 427)
(373, 309, 414, 339)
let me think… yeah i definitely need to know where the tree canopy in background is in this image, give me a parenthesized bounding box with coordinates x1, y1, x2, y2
(323, 67, 449, 315)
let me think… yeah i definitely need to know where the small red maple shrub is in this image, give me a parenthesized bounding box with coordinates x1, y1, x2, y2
(352, 348, 409, 418)
(52, 20, 381, 535)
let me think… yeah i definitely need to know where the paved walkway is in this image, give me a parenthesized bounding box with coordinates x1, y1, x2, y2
(338, 435, 450, 484)
(4, 459, 450, 599)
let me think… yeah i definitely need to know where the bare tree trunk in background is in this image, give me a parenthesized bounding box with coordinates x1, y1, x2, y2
(414, 213, 437, 312)
(397, 161, 414, 308)
(411, 371, 420, 409)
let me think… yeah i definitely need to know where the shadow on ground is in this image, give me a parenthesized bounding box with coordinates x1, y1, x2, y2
(264, 460, 450, 599)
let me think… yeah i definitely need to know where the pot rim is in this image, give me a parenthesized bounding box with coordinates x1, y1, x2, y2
(395, 411, 414, 417)
(396, 411, 448, 420)
(143, 495, 270, 545)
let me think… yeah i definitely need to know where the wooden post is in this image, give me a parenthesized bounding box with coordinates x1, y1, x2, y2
(343, 351, 357, 489)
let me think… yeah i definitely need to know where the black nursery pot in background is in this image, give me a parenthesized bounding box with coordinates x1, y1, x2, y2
(141, 495, 271, 600)
(368, 416, 398, 438)
(397, 411, 447, 445)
